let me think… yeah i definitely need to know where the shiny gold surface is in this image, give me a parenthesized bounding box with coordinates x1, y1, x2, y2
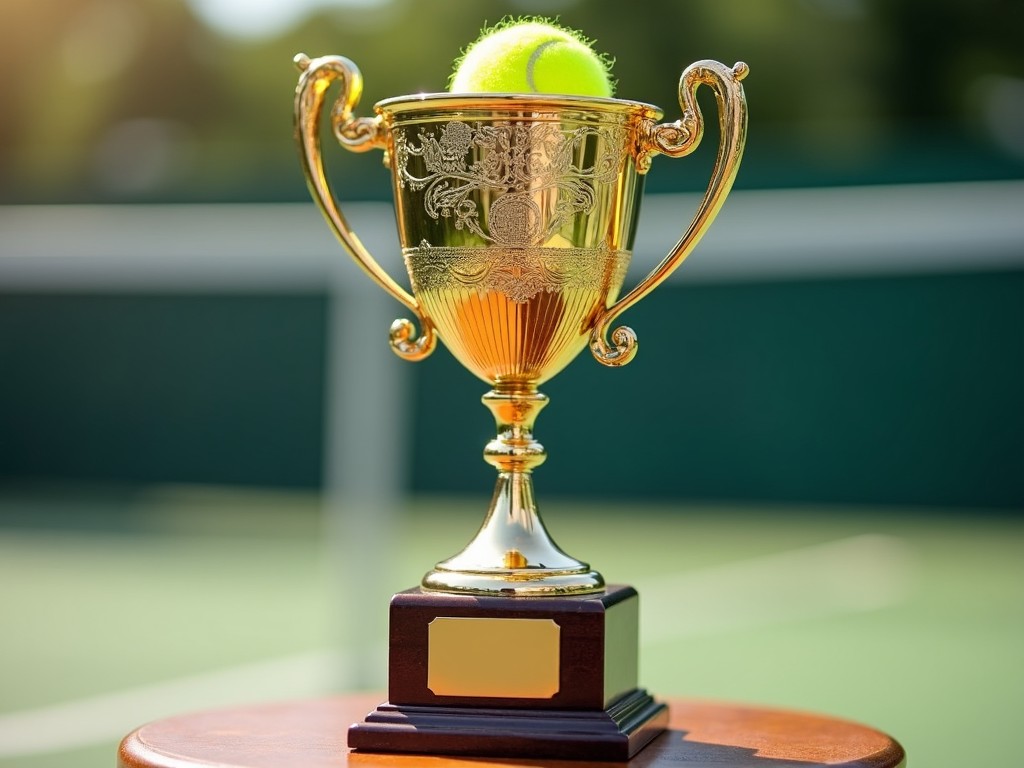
(422, 387, 604, 595)
(383, 99, 648, 387)
(294, 54, 748, 595)
(427, 617, 560, 699)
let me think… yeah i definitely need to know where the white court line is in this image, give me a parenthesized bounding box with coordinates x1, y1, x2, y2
(0, 650, 350, 758)
(0, 535, 914, 758)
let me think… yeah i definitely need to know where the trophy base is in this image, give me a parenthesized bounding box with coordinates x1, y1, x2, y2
(348, 584, 667, 761)
(348, 688, 668, 761)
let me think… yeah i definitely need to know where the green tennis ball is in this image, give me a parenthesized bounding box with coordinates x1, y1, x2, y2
(449, 19, 614, 98)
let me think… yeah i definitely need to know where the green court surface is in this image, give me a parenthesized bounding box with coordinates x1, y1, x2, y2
(0, 488, 1021, 767)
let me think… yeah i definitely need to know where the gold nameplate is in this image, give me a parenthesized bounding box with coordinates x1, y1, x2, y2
(427, 617, 560, 699)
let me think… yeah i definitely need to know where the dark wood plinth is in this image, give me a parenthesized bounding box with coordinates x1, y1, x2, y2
(349, 688, 668, 761)
(349, 585, 661, 760)
(118, 693, 907, 767)
(383, 585, 640, 709)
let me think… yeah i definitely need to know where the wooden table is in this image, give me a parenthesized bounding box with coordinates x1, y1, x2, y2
(118, 693, 905, 767)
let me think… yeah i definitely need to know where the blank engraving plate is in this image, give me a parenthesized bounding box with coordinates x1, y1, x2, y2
(427, 617, 560, 699)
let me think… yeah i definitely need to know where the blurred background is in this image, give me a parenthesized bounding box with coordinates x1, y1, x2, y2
(0, 0, 1022, 766)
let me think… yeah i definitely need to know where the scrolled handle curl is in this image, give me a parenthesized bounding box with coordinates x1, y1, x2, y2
(389, 318, 437, 362)
(589, 322, 638, 367)
(635, 114, 699, 174)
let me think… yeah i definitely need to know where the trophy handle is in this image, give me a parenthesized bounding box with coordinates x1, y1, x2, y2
(294, 53, 436, 362)
(590, 60, 749, 367)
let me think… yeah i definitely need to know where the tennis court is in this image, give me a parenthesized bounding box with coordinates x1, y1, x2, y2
(1, 487, 1020, 767)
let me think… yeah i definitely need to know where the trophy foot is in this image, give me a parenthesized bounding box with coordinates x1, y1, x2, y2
(420, 386, 607, 596)
(349, 688, 669, 761)
(421, 564, 605, 596)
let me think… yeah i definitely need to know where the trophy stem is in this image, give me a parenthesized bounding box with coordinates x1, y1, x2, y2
(421, 385, 605, 596)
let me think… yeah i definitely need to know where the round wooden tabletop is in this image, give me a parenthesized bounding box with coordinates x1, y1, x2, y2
(118, 693, 905, 768)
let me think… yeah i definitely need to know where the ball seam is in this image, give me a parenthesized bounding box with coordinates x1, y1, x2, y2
(525, 39, 559, 93)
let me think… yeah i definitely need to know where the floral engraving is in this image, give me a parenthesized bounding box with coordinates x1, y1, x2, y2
(405, 241, 630, 304)
(395, 121, 626, 247)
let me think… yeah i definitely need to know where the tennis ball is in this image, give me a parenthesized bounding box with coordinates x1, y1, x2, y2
(449, 19, 614, 98)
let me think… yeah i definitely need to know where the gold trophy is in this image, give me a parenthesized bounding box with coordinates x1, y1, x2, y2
(294, 53, 748, 760)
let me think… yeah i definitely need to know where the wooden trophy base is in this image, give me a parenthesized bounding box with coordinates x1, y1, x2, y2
(351, 688, 667, 761)
(348, 584, 669, 761)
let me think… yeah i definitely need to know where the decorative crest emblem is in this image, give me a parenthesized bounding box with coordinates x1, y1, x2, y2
(395, 121, 625, 247)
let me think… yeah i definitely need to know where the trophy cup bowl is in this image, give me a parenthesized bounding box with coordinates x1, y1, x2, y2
(294, 52, 748, 760)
